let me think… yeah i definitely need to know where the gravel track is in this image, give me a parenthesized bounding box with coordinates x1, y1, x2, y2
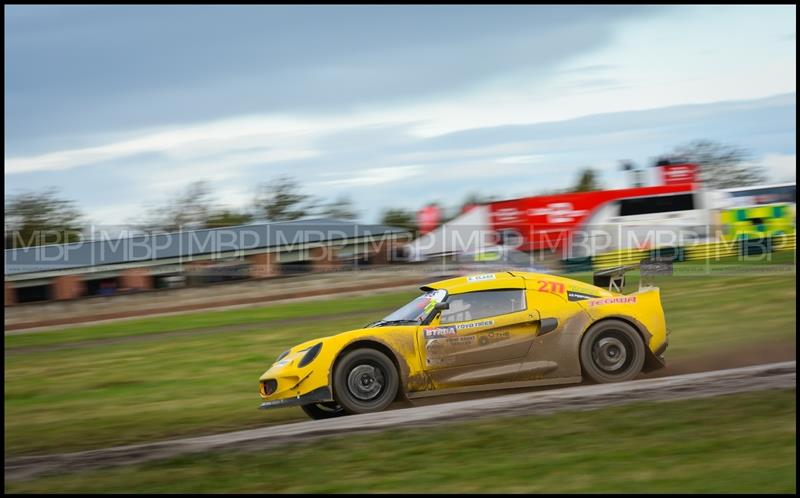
(5, 361, 795, 481)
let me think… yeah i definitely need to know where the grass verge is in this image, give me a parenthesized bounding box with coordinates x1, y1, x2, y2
(5, 389, 796, 493)
(4, 289, 419, 349)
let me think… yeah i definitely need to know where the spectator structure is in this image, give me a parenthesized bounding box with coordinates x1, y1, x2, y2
(4, 218, 411, 305)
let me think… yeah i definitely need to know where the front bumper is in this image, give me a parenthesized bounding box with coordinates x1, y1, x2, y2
(259, 386, 333, 410)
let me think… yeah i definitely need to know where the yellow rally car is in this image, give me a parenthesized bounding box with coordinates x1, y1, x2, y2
(259, 265, 670, 419)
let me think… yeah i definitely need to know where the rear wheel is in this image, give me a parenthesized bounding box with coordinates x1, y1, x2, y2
(333, 348, 399, 414)
(300, 401, 346, 420)
(580, 319, 645, 383)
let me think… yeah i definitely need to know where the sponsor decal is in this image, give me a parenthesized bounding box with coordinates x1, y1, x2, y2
(446, 336, 476, 346)
(530, 202, 588, 224)
(454, 320, 494, 330)
(567, 290, 599, 301)
(478, 330, 510, 346)
(426, 335, 477, 357)
(423, 327, 457, 338)
(467, 274, 496, 282)
(588, 296, 637, 306)
(425, 338, 447, 355)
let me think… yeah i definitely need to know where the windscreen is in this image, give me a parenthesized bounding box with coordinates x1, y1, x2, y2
(379, 289, 448, 323)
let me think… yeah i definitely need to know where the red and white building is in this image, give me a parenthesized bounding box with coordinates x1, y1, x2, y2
(405, 162, 732, 261)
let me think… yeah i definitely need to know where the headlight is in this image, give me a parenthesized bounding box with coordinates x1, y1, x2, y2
(297, 342, 322, 368)
(276, 350, 290, 362)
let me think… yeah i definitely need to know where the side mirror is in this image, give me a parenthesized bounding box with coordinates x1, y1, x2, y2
(433, 302, 450, 311)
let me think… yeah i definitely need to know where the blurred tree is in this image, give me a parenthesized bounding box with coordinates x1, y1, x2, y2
(205, 210, 254, 228)
(572, 168, 601, 192)
(380, 208, 418, 234)
(253, 176, 315, 222)
(318, 194, 359, 221)
(4, 188, 85, 248)
(142, 181, 216, 232)
(664, 140, 768, 189)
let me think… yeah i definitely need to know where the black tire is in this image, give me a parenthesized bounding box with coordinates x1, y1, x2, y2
(333, 348, 399, 414)
(300, 402, 347, 420)
(580, 319, 645, 383)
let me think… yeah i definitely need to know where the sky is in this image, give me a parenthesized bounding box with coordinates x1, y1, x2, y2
(4, 5, 797, 226)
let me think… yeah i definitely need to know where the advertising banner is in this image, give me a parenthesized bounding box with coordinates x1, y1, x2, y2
(417, 204, 442, 235)
(658, 163, 699, 186)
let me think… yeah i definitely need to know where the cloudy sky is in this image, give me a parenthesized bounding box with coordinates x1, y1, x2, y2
(4, 5, 796, 226)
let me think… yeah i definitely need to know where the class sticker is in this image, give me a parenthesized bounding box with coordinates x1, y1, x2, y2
(537, 280, 565, 294)
(588, 296, 637, 306)
(467, 274, 496, 282)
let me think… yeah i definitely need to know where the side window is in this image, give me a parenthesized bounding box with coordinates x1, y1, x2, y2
(439, 289, 526, 324)
(619, 193, 695, 216)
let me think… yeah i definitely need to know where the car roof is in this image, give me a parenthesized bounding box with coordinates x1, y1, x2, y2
(421, 271, 530, 294)
(422, 271, 611, 296)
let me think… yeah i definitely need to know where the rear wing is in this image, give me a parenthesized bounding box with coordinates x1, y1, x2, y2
(593, 257, 674, 293)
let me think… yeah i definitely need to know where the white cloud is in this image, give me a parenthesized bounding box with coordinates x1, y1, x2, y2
(494, 154, 547, 165)
(363, 6, 797, 139)
(13, 6, 791, 178)
(6, 5, 795, 179)
(313, 165, 423, 187)
(759, 153, 797, 182)
(4, 114, 364, 174)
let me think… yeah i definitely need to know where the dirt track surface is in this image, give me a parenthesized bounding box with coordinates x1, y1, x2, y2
(6, 361, 795, 482)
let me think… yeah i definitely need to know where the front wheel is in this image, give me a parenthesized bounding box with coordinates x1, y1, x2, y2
(333, 348, 399, 414)
(580, 319, 645, 383)
(301, 401, 347, 420)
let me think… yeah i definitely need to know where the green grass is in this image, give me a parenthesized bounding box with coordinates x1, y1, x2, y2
(4, 289, 419, 349)
(4, 255, 796, 457)
(573, 251, 797, 356)
(4, 316, 372, 456)
(5, 389, 796, 493)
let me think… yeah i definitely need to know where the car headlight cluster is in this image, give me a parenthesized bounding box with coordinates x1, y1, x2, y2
(297, 342, 322, 368)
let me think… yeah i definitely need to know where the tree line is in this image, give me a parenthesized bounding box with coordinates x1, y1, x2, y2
(4, 140, 770, 248)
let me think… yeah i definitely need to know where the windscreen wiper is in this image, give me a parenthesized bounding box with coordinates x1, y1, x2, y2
(367, 319, 420, 327)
